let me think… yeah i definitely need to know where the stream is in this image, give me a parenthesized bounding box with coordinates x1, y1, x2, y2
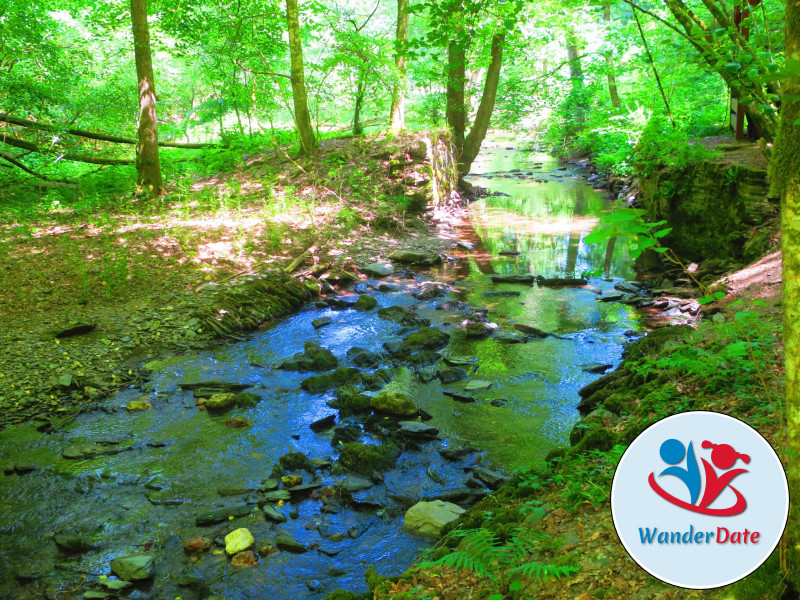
(0, 143, 643, 600)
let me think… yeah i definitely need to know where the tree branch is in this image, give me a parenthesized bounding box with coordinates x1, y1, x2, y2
(0, 151, 76, 184)
(0, 134, 135, 165)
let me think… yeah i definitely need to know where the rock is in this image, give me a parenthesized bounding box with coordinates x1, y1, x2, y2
(195, 504, 251, 525)
(472, 467, 509, 490)
(490, 398, 507, 407)
(259, 478, 279, 491)
(407, 351, 441, 368)
(338, 443, 396, 474)
(535, 276, 588, 287)
(464, 380, 493, 391)
(225, 417, 251, 428)
(329, 385, 372, 414)
(482, 290, 522, 298)
(347, 347, 381, 368)
(377, 305, 430, 328)
(205, 393, 237, 411)
(513, 324, 548, 337)
(498, 250, 521, 256)
(235, 392, 261, 407)
(276, 530, 307, 553)
(623, 325, 693, 361)
(279, 452, 316, 473)
(55, 323, 96, 338)
(490, 274, 535, 284)
(465, 322, 494, 338)
(230, 550, 258, 568)
(109, 553, 156, 581)
(403, 500, 465, 537)
(388, 250, 441, 265)
(598, 293, 625, 303)
(54, 533, 96, 553)
(438, 368, 467, 384)
(183, 536, 212, 554)
(371, 390, 417, 416)
(82, 592, 111, 599)
(310, 414, 337, 431)
(301, 367, 360, 393)
(354, 295, 378, 311)
(262, 505, 288, 522)
(124, 400, 152, 411)
(614, 281, 644, 294)
(361, 263, 393, 277)
(411, 281, 450, 300)
(457, 241, 474, 250)
(225, 528, 255, 555)
(261, 490, 291, 502)
(180, 381, 251, 392)
(398, 421, 439, 439)
(442, 355, 478, 367)
(62, 443, 124, 460)
(177, 567, 204, 585)
(98, 579, 133, 591)
(339, 475, 374, 493)
(282, 474, 303, 487)
(288, 481, 323, 494)
(442, 390, 474, 402)
(581, 363, 613, 374)
(493, 330, 530, 343)
(280, 341, 338, 372)
(312, 317, 333, 329)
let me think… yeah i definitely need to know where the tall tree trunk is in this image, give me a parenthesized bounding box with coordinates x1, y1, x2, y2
(459, 33, 505, 178)
(389, 0, 409, 133)
(776, 0, 800, 593)
(285, 0, 316, 155)
(604, 6, 621, 109)
(566, 28, 586, 125)
(353, 76, 365, 136)
(446, 39, 467, 155)
(130, 0, 164, 196)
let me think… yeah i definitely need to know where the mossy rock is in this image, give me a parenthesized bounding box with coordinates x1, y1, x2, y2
(402, 327, 450, 351)
(623, 325, 693, 362)
(280, 341, 338, 372)
(338, 443, 396, 474)
(278, 452, 315, 473)
(545, 446, 569, 462)
(300, 367, 360, 394)
(329, 385, 372, 415)
(570, 426, 619, 455)
(370, 391, 417, 416)
(602, 392, 631, 415)
(354, 295, 378, 311)
(235, 392, 261, 408)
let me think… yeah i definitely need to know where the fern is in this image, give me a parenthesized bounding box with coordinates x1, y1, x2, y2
(508, 561, 580, 580)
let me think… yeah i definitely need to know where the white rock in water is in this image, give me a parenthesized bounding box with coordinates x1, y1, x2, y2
(225, 528, 255, 555)
(403, 500, 465, 537)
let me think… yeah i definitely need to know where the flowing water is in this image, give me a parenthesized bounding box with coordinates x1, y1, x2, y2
(0, 144, 643, 600)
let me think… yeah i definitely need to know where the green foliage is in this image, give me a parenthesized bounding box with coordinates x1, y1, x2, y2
(634, 117, 722, 177)
(584, 207, 671, 259)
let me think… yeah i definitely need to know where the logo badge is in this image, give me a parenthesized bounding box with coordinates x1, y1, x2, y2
(611, 411, 788, 589)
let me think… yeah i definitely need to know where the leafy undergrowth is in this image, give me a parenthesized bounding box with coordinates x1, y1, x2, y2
(365, 301, 784, 600)
(0, 131, 449, 428)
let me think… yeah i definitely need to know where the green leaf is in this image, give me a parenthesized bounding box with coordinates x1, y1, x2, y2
(652, 228, 672, 238)
(753, 299, 767, 307)
(723, 62, 742, 73)
(584, 230, 609, 245)
(509, 580, 523, 592)
(697, 296, 715, 305)
(653, 247, 669, 253)
(487, 595, 504, 600)
(713, 291, 726, 299)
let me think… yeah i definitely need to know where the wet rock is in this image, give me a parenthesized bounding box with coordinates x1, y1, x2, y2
(332, 422, 363, 445)
(235, 392, 261, 407)
(371, 390, 417, 416)
(339, 475, 374, 493)
(493, 330, 530, 343)
(464, 379, 493, 391)
(279, 452, 316, 473)
(301, 367, 360, 393)
(309, 414, 337, 431)
(54, 533, 96, 553)
(490, 398, 507, 407)
(442, 390, 475, 402)
(82, 592, 111, 599)
(110, 553, 156, 581)
(195, 504, 251, 525)
(225, 528, 255, 555)
(183, 536, 212, 554)
(581, 363, 613, 374)
(280, 341, 338, 372)
(62, 443, 125, 460)
(535, 276, 588, 287)
(598, 293, 625, 302)
(354, 295, 378, 311)
(352, 368, 393, 390)
(482, 290, 522, 298)
(614, 281, 644, 294)
(472, 467, 509, 490)
(465, 322, 494, 338)
(312, 317, 333, 329)
(282, 474, 303, 487)
(490, 274, 535, 284)
(407, 351, 441, 368)
(398, 421, 439, 439)
(259, 478, 279, 491)
(276, 530, 307, 553)
(442, 355, 478, 367)
(225, 417, 251, 428)
(205, 393, 237, 411)
(361, 263, 393, 278)
(98, 579, 133, 591)
(438, 368, 467, 384)
(346, 347, 381, 368)
(306, 580, 324, 592)
(513, 324, 548, 337)
(338, 442, 396, 474)
(498, 250, 521, 256)
(230, 550, 258, 568)
(389, 250, 441, 265)
(180, 381, 251, 392)
(55, 323, 96, 338)
(377, 305, 430, 328)
(262, 505, 288, 522)
(403, 500, 465, 537)
(412, 281, 450, 300)
(146, 490, 189, 505)
(329, 385, 371, 415)
(261, 490, 292, 503)
(287, 481, 323, 494)
(177, 567, 204, 585)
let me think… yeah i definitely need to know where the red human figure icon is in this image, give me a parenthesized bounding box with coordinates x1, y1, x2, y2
(698, 441, 750, 511)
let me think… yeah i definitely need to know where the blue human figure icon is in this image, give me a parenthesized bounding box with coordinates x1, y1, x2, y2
(658, 438, 701, 505)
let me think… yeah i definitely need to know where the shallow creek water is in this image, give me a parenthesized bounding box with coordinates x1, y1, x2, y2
(0, 145, 643, 600)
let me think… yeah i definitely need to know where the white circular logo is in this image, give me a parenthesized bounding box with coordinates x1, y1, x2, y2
(611, 411, 788, 589)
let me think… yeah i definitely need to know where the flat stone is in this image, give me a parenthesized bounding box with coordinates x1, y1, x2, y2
(54, 533, 96, 553)
(493, 331, 530, 343)
(195, 504, 251, 526)
(309, 414, 337, 431)
(262, 506, 287, 522)
(490, 274, 535, 284)
(536, 276, 588, 287)
(339, 476, 374, 493)
(98, 579, 132, 591)
(614, 281, 644, 294)
(439, 443, 477, 461)
(464, 380, 493, 391)
(62, 443, 124, 460)
(482, 290, 522, 298)
(442, 390, 475, 403)
(498, 250, 521, 256)
(398, 421, 439, 439)
(581, 363, 613, 374)
(438, 368, 467, 384)
(472, 466, 509, 490)
(513, 324, 548, 337)
(204, 393, 237, 411)
(442, 355, 478, 367)
(361, 263, 393, 277)
(260, 490, 291, 503)
(403, 500, 465, 537)
(598, 293, 625, 303)
(276, 530, 307, 553)
(109, 553, 156, 581)
(225, 528, 255, 555)
(55, 323, 96, 338)
(312, 317, 333, 329)
(230, 550, 258, 568)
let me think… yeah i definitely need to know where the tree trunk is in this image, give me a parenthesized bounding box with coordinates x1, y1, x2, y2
(285, 0, 317, 155)
(389, 0, 409, 133)
(459, 33, 505, 178)
(130, 0, 164, 196)
(776, 0, 800, 593)
(566, 28, 587, 125)
(446, 39, 468, 156)
(353, 76, 365, 136)
(604, 6, 621, 109)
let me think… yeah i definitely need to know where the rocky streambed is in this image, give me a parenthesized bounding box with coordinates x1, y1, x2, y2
(0, 144, 659, 600)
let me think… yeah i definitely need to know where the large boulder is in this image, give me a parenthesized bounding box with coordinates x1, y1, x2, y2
(403, 327, 450, 351)
(301, 367, 360, 394)
(110, 553, 156, 581)
(403, 501, 465, 537)
(370, 368, 418, 416)
(279, 342, 338, 372)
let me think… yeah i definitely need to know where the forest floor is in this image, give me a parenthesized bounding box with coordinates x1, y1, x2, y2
(0, 132, 455, 429)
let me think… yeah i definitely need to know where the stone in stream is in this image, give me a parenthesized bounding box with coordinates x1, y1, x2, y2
(279, 341, 338, 372)
(457, 241, 474, 250)
(262, 505, 288, 522)
(614, 281, 645, 294)
(279, 451, 316, 472)
(312, 316, 333, 329)
(225, 528, 255, 555)
(442, 390, 475, 403)
(403, 500, 465, 537)
(464, 380, 493, 391)
(465, 322, 495, 338)
(309, 414, 337, 431)
(230, 551, 258, 568)
(338, 475, 374, 493)
(370, 367, 419, 416)
(407, 351, 441, 369)
(513, 324, 549, 338)
(472, 466, 510, 490)
(582, 363, 614, 374)
(388, 250, 442, 265)
(276, 530, 307, 553)
(498, 250, 521, 256)
(354, 294, 378, 311)
(489, 274, 535, 285)
(398, 421, 439, 439)
(179, 381, 251, 392)
(442, 355, 478, 367)
(109, 553, 156, 581)
(62, 443, 126, 460)
(98, 579, 133, 591)
(412, 281, 450, 300)
(493, 330, 531, 344)
(377, 305, 430, 328)
(204, 393, 237, 411)
(438, 368, 467, 384)
(535, 276, 588, 287)
(598, 293, 625, 303)
(54, 323, 96, 338)
(183, 536, 212, 554)
(301, 367, 360, 393)
(260, 490, 291, 503)
(361, 263, 393, 277)
(195, 504, 252, 526)
(482, 290, 522, 298)
(53, 533, 97, 553)
(347, 347, 381, 368)
(439, 441, 477, 461)
(234, 392, 261, 407)
(338, 443, 397, 474)
(329, 385, 371, 414)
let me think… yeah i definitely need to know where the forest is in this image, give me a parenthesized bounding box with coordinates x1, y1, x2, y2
(0, 0, 799, 599)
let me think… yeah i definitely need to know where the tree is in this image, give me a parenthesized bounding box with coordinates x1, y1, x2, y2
(130, 0, 165, 196)
(389, 0, 410, 132)
(775, 0, 800, 592)
(285, 0, 317, 155)
(602, 5, 621, 109)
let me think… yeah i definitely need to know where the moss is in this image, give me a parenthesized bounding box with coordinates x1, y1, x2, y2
(324, 591, 370, 600)
(623, 325, 692, 362)
(329, 385, 371, 415)
(338, 443, 396, 474)
(278, 452, 315, 473)
(569, 427, 618, 455)
(354, 295, 378, 311)
(234, 392, 261, 407)
(402, 327, 450, 351)
(300, 367, 360, 394)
